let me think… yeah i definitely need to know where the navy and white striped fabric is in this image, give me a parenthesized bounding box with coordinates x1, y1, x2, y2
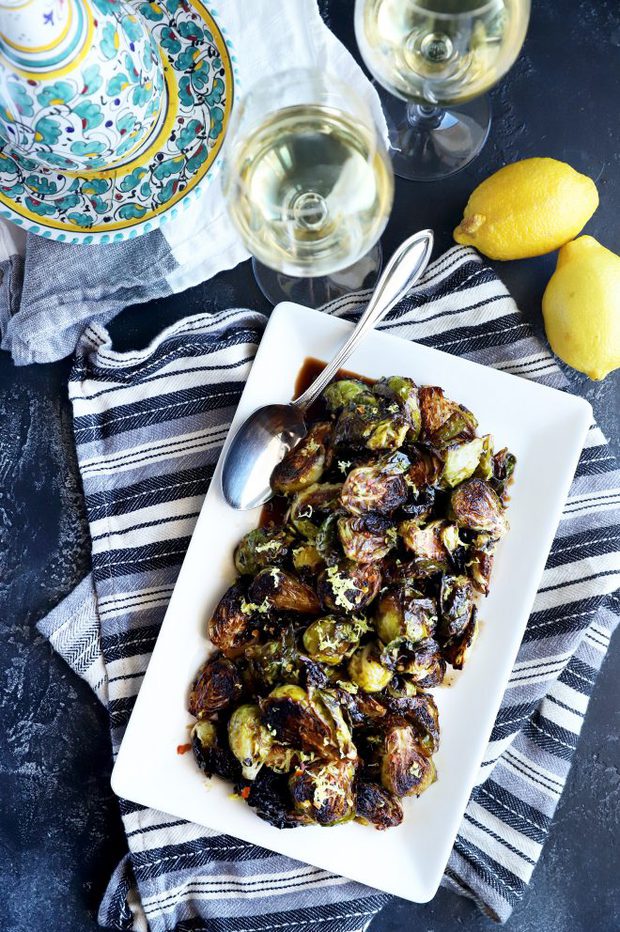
(38, 245, 620, 929)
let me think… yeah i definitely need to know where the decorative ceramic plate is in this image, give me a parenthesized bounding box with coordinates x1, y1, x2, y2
(0, 0, 235, 244)
(111, 303, 592, 904)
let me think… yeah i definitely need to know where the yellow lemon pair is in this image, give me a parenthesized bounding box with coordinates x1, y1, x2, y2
(453, 157, 618, 380)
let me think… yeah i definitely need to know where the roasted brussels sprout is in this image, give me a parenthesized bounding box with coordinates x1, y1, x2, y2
(317, 561, 382, 613)
(348, 641, 393, 692)
(380, 724, 437, 797)
(443, 608, 479, 670)
(355, 780, 404, 830)
(419, 386, 477, 446)
(380, 637, 446, 687)
(192, 720, 242, 782)
(188, 654, 243, 718)
(439, 437, 485, 489)
(384, 691, 440, 755)
(292, 542, 324, 575)
(366, 412, 409, 451)
(373, 375, 422, 440)
(438, 575, 475, 643)
(234, 526, 295, 575)
(467, 532, 496, 595)
(290, 482, 342, 539)
(303, 615, 369, 665)
(208, 583, 261, 658)
(228, 704, 274, 779)
(249, 567, 320, 614)
(334, 684, 387, 728)
(244, 630, 300, 692)
(289, 758, 357, 826)
(374, 588, 437, 645)
(399, 518, 459, 575)
(340, 455, 409, 516)
(323, 379, 369, 413)
(271, 422, 333, 494)
(449, 478, 509, 538)
(260, 684, 354, 759)
(337, 513, 395, 563)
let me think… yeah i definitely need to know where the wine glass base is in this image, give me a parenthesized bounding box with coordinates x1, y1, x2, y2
(376, 84, 492, 182)
(252, 242, 383, 308)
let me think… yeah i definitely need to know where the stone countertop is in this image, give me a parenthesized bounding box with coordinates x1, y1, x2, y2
(0, 0, 618, 930)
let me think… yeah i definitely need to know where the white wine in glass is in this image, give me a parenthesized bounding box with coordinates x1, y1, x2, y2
(221, 69, 394, 307)
(355, 0, 531, 181)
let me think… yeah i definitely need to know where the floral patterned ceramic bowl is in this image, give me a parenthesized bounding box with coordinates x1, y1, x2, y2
(0, 0, 235, 243)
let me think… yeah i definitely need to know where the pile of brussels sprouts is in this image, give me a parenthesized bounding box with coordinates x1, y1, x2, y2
(188, 375, 515, 830)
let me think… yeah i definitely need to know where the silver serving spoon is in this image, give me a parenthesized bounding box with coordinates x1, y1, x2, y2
(221, 228, 434, 510)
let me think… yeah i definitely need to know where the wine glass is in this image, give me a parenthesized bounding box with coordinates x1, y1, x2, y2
(220, 68, 394, 307)
(354, 0, 531, 181)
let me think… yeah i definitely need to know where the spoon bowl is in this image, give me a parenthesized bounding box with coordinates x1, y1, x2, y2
(221, 229, 434, 510)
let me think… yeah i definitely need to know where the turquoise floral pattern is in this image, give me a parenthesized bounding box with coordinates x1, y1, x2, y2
(0, 0, 234, 243)
(0, 0, 164, 172)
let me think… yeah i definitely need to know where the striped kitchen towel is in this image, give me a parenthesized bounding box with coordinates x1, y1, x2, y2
(38, 245, 620, 930)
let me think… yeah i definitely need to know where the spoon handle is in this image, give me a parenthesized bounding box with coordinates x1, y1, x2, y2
(293, 229, 434, 412)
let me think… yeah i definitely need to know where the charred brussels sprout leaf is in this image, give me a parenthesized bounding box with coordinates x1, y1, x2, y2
(406, 446, 443, 492)
(443, 607, 479, 670)
(323, 379, 369, 413)
(303, 615, 369, 665)
(234, 526, 294, 575)
(192, 720, 242, 782)
(475, 434, 494, 481)
(348, 641, 393, 692)
(228, 704, 273, 779)
(290, 482, 342, 540)
(289, 758, 357, 826)
(292, 542, 324, 575)
(244, 630, 300, 692)
(317, 561, 382, 613)
(355, 780, 403, 830)
(439, 437, 485, 488)
(373, 375, 421, 440)
(242, 768, 304, 829)
(491, 447, 517, 502)
(340, 455, 409, 516)
(467, 532, 496, 595)
(249, 567, 320, 614)
(450, 478, 509, 538)
(401, 484, 436, 520)
(338, 512, 395, 563)
(189, 655, 243, 718)
(315, 512, 342, 564)
(381, 724, 437, 797)
(271, 422, 333, 494)
(438, 575, 475, 643)
(419, 386, 478, 446)
(208, 583, 261, 658)
(374, 588, 437, 645)
(332, 393, 383, 447)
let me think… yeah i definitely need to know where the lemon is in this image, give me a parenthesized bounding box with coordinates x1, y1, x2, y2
(542, 236, 620, 380)
(453, 158, 599, 260)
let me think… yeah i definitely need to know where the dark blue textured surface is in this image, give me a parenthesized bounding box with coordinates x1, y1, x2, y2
(1, 1, 619, 930)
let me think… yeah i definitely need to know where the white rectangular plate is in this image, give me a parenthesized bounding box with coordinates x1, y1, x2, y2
(112, 302, 592, 904)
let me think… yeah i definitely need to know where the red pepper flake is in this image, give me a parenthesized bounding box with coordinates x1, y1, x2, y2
(177, 743, 192, 755)
(240, 786, 251, 800)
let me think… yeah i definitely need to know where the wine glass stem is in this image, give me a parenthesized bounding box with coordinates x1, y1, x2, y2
(406, 102, 445, 129)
